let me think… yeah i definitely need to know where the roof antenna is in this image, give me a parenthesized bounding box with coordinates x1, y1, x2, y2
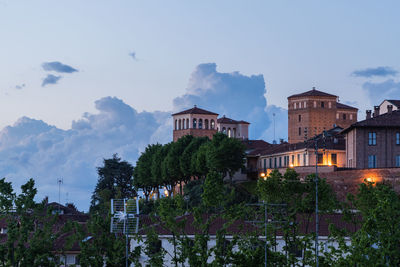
(57, 178, 63, 213)
(273, 113, 277, 144)
(312, 86, 316, 90)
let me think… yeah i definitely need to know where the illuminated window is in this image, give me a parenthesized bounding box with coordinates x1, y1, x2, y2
(198, 119, 203, 129)
(222, 127, 226, 134)
(368, 132, 376, 145)
(368, 155, 377, 168)
(193, 118, 197, 129)
(396, 132, 400, 145)
(228, 128, 231, 137)
(210, 119, 215, 129)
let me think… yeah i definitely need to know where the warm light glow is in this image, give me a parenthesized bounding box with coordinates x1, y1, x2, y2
(289, 164, 294, 168)
(260, 172, 266, 177)
(365, 177, 373, 183)
(164, 190, 169, 197)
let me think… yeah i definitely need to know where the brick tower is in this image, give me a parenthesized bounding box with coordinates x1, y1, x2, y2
(287, 87, 357, 143)
(172, 105, 218, 142)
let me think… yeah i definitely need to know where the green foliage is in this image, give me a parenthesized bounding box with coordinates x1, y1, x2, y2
(91, 154, 135, 213)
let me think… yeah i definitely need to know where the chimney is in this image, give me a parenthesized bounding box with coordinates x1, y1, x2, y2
(366, 110, 372, 119)
(373, 106, 380, 117)
(387, 105, 393, 113)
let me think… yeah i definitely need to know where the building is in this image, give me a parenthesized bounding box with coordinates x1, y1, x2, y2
(378, 99, 400, 115)
(254, 126, 346, 176)
(287, 87, 357, 144)
(342, 108, 400, 169)
(172, 105, 250, 141)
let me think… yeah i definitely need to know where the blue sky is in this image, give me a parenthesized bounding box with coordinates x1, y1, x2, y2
(1, 0, 400, 209)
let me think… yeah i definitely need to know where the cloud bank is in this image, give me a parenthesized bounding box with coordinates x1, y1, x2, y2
(0, 63, 287, 210)
(362, 79, 400, 103)
(352, 66, 397, 78)
(42, 61, 78, 73)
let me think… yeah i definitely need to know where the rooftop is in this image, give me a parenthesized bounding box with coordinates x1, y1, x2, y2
(336, 102, 358, 110)
(172, 105, 219, 116)
(342, 109, 400, 134)
(217, 116, 250, 124)
(385, 99, 400, 108)
(288, 87, 337, 99)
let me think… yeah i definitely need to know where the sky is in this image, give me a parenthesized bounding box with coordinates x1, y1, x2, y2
(1, 0, 400, 210)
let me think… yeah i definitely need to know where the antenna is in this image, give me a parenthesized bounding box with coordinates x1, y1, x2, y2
(273, 113, 276, 144)
(57, 178, 63, 214)
(111, 198, 140, 267)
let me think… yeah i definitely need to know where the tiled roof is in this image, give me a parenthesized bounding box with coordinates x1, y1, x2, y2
(172, 106, 219, 116)
(336, 102, 358, 110)
(386, 99, 400, 108)
(342, 109, 400, 134)
(217, 116, 250, 124)
(288, 88, 337, 99)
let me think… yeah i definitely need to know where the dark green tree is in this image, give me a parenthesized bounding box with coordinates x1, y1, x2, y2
(90, 154, 135, 213)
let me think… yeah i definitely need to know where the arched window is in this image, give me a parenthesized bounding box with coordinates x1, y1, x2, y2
(175, 120, 177, 130)
(233, 128, 236, 137)
(193, 118, 197, 129)
(182, 119, 185, 129)
(186, 118, 189, 129)
(228, 128, 231, 137)
(222, 127, 226, 134)
(198, 119, 203, 129)
(178, 119, 181, 130)
(211, 120, 215, 129)
(205, 119, 209, 129)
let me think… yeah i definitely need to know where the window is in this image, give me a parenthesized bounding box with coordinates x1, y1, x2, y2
(297, 154, 300, 165)
(264, 159, 267, 172)
(292, 155, 295, 165)
(269, 158, 272, 168)
(317, 153, 323, 164)
(298, 114, 301, 122)
(222, 127, 226, 134)
(182, 119, 185, 129)
(304, 101, 307, 108)
(149, 240, 162, 255)
(178, 119, 181, 130)
(299, 127, 301, 136)
(205, 119, 209, 129)
(336, 113, 339, 119)
(193, 118, 197, 129)
(233, 128, 236, 137)
(368, 155, 377, 168)
(321, 101, 325, 108)
(331, 154, 337, 165)
(175, 120, 177, 130)
(303, 153, 307, 166)
(299, 102, 302, 108)
(279, 157, 282, 167)
(228, 128, 231, 137)
(350, 114, 353, 120)
(186, 118, 189, 129)
(396, 132, 400, 145)
(274, 158, 277, 168)
(343, 114, 346, 120)
(294, 102, 297, 109)
(198, 119, 203, 129)
(210, 119, 215, 129)
(396, 155, 400, 167)
(368, 132, 376, 145)
(329, 102, 332, 108)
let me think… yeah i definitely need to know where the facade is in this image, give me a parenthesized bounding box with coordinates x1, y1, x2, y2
(172, 106, 218, 142)
(343, 109, 400, 169)
(172, 106, 250, 141)
(287, 88, 357, 144)
(255, 127, 346, 175)
(217, 116, 249, 139)
(378, 99, 400, 115)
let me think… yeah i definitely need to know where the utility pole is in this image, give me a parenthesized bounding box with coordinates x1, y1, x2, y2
(57, 178, 63, 214)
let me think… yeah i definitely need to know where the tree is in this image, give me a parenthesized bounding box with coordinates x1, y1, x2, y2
(180, 137, 209, 181)
(90, 154, 135, 213)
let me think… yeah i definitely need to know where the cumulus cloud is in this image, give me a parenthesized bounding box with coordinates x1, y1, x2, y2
(42, 74, 62, 87)
(15, 83, 25, 90)
(0, 97, 167, 210)
(0, 63, 287, 210)
(42, 61, 78, 73)
(352, 66, 397, 78)
(173, 63, 279, 140)
(362, 79, 400, 103)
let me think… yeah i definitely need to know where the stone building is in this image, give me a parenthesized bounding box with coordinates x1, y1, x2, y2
(172, 106, 250, 141)
(287, 87, 358, 144)
(342, 108, 400, 169)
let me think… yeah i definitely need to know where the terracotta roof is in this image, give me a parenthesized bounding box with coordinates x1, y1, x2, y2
(217, 116, 250, 124)
(342, 109, 400, 134)
(386, 99, 400, 108)
(288, 88, 337, 99)
(172, 106, 219, 116)
(336, 102, 358, 110)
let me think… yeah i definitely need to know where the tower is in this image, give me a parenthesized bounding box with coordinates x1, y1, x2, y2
(287, 87, 357, 144)
(172, 105, 218, 142)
